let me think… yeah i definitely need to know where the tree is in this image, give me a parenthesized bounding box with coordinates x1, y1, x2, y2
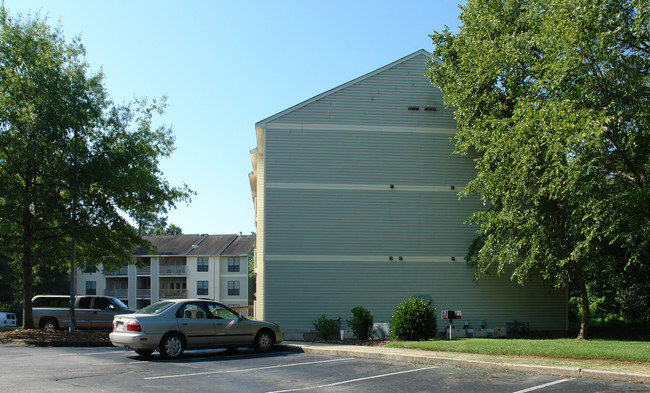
(0, 10, 193, 328)
(138, 214, 183, 236)
(428, 0, 649, 339)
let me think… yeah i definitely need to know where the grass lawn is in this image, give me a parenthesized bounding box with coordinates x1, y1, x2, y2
(386, 338, 650, 363)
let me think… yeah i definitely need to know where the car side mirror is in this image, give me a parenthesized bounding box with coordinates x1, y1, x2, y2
(108, 304, 115, 310)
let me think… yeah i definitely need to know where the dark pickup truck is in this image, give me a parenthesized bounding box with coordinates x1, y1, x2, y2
(32, 295, 136, 331)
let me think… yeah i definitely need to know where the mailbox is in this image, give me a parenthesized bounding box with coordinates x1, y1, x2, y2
(441, 310, 462, 320)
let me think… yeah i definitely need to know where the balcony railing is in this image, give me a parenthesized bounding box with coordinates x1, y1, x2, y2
(104, 266, 129, 276)
(231, 306, 254, 318)
(104, 288, 128, 298)
(159, 265, 186, 276)
(159, 289, 187, 299)
(136, 266, 150, 275)
(136, 289, 151, 299)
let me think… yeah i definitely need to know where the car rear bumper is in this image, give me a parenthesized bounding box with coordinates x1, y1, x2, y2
(109, 331, 161, 351)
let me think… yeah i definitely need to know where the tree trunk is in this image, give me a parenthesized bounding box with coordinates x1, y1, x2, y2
(575, 261, 589, 340)
(21, 209, 35, 329)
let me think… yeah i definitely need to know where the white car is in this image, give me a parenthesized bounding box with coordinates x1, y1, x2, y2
(110, 299, 283, 359)
(1, 312, 17, 327)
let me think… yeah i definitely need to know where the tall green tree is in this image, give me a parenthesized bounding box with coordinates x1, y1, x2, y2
(429, 0, 649, 339)
(0, 10, 192, 328)
(139, 214, 183, 236)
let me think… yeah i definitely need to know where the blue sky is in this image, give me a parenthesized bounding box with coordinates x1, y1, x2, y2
(5, 0, 463, 235)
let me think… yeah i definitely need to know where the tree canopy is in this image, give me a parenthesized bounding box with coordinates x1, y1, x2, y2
(0, 9, 193, 327)
(428, 0, 649, 339)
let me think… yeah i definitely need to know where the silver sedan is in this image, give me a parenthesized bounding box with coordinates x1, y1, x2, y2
(110, 299, 283, 359)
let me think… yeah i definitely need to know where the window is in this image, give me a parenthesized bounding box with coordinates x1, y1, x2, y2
(85, 281, 96, 295)
(177, 302, 208, 319)
(228, 257, 240, 272)
(205, 302, 238, 320)
(197, 281, 209, 296)
(228, 280, 240, 296)
(82, 263, 97, 273)
(78, 297, 92, 309)
(93, 297, 112, 310)
(197, 257, 209, 272)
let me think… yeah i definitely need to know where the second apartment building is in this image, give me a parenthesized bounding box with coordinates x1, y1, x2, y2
(77, 234, 255, 313)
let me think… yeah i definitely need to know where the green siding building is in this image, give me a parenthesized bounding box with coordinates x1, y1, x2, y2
(249, 50, 567, 339)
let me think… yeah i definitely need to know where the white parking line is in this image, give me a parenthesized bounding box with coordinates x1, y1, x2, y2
(512, 378, 574, 393)
(144, 358, 355, 380)
(59, 350, 125, 356)
(266, 366, 439, 393)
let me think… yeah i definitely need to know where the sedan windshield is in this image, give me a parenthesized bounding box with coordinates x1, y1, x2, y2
(138, 301, 174, 315)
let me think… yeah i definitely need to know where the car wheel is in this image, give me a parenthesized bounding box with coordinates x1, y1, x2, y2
(40, 319, 59, 332)
(135, 349, 154, 357)
(253, 329, 273, 353)
(158, 333, 185, 359)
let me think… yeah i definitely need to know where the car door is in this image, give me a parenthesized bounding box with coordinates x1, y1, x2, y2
(75, 297, 93, 329)
(205, 302, 254, 346)
(91, 297, 119, 330)
(176, 302, 215, 348)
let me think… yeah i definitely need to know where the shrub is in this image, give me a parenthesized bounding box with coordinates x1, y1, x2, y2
(312, 314, 339, 339)
(390, 297, 437, 341)
(346, 306, 374, 340)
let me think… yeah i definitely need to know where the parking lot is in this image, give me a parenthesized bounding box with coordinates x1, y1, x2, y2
(1, 344, 648, 392)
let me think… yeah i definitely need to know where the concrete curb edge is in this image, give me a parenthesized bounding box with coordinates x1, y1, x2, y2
(276, 343, 649, 384)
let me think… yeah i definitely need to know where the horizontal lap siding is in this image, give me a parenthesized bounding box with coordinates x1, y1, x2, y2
(277, 57, 455, 128)
(264, 258, 566, 335)
(260, 53, 567, 335)
(266, 129, 476, 186)
(265, 189, 481, 256)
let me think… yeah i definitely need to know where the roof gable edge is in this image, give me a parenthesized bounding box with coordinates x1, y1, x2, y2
(255, 49, 435, 128)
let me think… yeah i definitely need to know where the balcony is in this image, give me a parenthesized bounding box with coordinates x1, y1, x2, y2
(159, 264, 186, 276)
(232, 306, 254, 318)
(159, 289, 187, 299)
(104, 266, 128, 276)
(136, 266, 150, 275)
(104, 288, 128, 299)
(137, 289, 151, 299)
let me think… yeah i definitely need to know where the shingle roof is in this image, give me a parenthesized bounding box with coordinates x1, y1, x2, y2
(186, 234, 237, 256)
(133, 234, 255, 256)
(220, 234, 256, 256)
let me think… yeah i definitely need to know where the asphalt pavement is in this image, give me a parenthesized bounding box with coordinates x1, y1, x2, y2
(3, 343, 648, 393)
(3, 333, 648, 385)
(277, 341, 650, 384)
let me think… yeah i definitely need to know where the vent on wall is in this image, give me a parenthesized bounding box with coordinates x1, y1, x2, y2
(424, 106, 437, 111)
(407, 106, 419, 111)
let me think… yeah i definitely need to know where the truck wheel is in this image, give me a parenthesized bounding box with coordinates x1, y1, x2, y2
(40, 319, 59, 332)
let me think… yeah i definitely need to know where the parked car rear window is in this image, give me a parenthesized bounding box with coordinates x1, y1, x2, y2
(138, 301, 173, 315)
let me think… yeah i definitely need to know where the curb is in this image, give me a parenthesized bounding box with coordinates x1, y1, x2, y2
(1, 338, 113, 347)
(277, 343, 649, 384)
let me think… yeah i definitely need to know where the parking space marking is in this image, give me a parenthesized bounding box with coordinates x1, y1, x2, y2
(266, 365, 439, 393)
(59, 349, 127, 356)
(512, 378, 574, 393)
(144, 357, 355, 380)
